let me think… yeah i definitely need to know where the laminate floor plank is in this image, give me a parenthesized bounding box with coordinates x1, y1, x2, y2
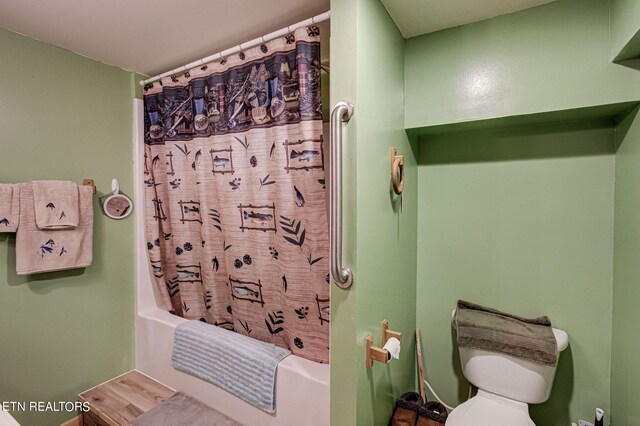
(79, 370, 175, 426)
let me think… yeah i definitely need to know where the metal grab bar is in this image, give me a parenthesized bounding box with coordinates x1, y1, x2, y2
(330, 101, 354, 289)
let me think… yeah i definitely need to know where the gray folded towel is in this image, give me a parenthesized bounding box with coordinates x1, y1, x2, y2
(0, 184, 19, 232)
(171, 320, 290, 413)
(16, 183, 93, 275)
(32, 180, 79, 229)
(453, 300, 558, 366)
(129, 392, 242, 426)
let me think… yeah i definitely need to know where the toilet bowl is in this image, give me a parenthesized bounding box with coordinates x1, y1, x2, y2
(446, 312, 569, 426)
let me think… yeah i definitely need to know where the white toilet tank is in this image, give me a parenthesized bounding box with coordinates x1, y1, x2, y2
(459, 328, 569, 404)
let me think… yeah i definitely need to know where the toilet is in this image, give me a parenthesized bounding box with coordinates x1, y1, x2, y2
(447, 312, 569, 426)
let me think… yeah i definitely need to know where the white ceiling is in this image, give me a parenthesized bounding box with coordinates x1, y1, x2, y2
(380, 0, 556, 39)
(0, 0, 329, 76)
(0, 0, 555, 77)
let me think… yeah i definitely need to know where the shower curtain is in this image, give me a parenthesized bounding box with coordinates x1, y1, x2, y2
(142, 27, 329, 363)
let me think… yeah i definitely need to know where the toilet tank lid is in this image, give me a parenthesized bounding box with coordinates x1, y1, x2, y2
(552, 328, 569, 352)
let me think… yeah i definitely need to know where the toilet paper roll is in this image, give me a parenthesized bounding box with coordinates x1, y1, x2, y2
(383, 337, 401, 360)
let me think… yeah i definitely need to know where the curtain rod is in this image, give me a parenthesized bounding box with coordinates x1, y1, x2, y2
(140, 11, 330, 86)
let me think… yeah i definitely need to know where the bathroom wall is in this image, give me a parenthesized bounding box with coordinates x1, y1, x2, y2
(353, 1, 417, 424)
(416, 123, 615, 424)
(404, 0, 640, 130)
(611, 107, 640, 425)
(610, 0, 640, 61)
(0, 27, 135, 426)
(331, 0, 418, 424)
(329, 0, 358, 423)
(403, 0, 640, 423)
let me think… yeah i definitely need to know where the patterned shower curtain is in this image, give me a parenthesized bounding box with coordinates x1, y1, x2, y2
(142, 27, 329, 363)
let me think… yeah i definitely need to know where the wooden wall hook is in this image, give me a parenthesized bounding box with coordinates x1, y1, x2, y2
(82, 179, 97, 195)
(390, 147, 404, 195)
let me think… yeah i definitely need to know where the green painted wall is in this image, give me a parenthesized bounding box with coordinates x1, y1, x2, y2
(331, 0, 417, 424)
(416, 122, 616, 424)
(611, 107, 640, 425)
(335, 0, 639, 424)
(405, 2, 640, 422)
(329, 0, 359, 423)
(132, 72, 147, 100)
(404, 0, 640, 130)
(353, 1, 417, 424)
(610, 0, 640, 61)
(0, 28, 135, 426)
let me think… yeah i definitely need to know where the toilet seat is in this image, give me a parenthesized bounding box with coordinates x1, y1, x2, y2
(445, 390, 536, 426)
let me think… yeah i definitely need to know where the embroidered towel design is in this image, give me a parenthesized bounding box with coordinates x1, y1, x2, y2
(32, 180, 79, 229)
(0, 184, 19, 233)
(16, 183, 93, 275)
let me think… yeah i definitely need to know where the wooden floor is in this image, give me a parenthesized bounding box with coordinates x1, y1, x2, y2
(78, 370, 175, 426)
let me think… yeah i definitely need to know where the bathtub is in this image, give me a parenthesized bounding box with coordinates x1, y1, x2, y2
(0, 411, 19, 426)
(132, 99, 330, 426)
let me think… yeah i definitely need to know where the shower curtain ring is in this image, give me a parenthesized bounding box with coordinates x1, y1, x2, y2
(260, 36, 268, 53)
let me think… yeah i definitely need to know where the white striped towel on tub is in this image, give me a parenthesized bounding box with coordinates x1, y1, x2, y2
(171, 320, 291, 413)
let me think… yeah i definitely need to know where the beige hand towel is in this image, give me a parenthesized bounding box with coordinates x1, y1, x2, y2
(0, 184, 19, 232)
(16, 183, 93, 275)
(32, 180, 79, 229)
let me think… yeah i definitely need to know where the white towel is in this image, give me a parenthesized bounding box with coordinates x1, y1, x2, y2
(32, 180, 79, 229)
(0, 184, 19, 232)
(16, 183, 93, 275)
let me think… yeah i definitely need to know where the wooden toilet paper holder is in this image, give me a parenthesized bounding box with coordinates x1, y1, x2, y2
(366, 319, 402, 369)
